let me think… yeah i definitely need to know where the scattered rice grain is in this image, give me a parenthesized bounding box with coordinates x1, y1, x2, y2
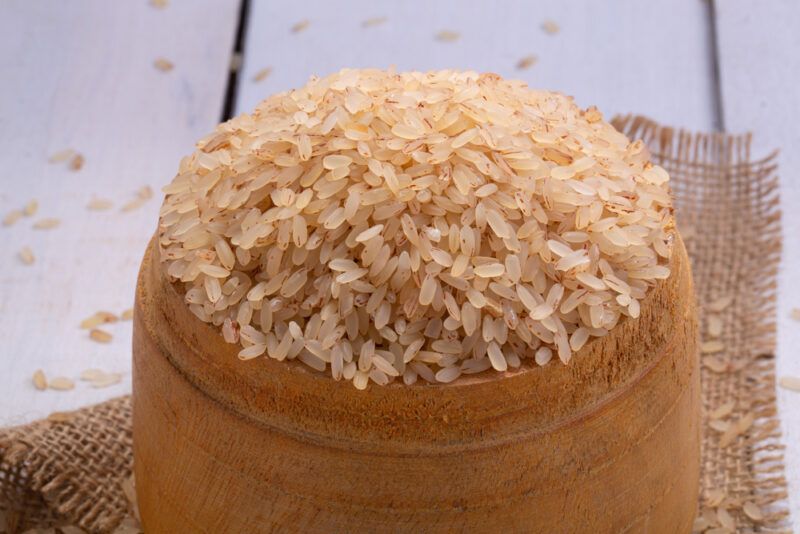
(435, 30, 460, 42)
(49, 377, 75, 391)
(253, 67, 273, 83)
(742, 501, 764, 522)
(778, 375, 800, 392)
(3, 210, 23, 226)
(87, 198, 113, 211)
(18, 247, 35, 265)
(154, 58, 174, 72)
(33, 218, 60, 230)
(291, 19, 310, 33)
(707, 295, 733, 312)
(32, 369, 47, 390)
(701, 340, 725, 354)
(48, 149, 75, 163)
(542, 20, 560, 34)
(69, 153, 85, 171)
(516, 55, 537, 70)
(362, 16, 387, 28)
(89, 329, 113, 343)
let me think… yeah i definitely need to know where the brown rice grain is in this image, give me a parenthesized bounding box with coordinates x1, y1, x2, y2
(253, 67, 273, 83)
(3, 210, 23, 226)
(89, 329, 113, 343)
(69, 153, 85, 171)
(33, 218, 60, 230)
(32, 369, 47, 390)
(435, 30, 460, 42)
(49, 377, 75, 391)
(18, 247, 35, 265)
(154, 58, 174, 72)
(516, 55, 537, 70)
(778, 375, 800, 392)
(291, 19, 310, 33)
(542, 20, 560, 34)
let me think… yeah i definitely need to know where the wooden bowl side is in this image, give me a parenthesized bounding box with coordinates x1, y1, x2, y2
(133, 237, 699, 533)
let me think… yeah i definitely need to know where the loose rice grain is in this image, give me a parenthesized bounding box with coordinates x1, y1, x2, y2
(516, 55, 537, 70)
(48, 377, 75, 391)
(542, 20, 560, 34)
(154, 58, 174, 72)
(89, 329, 113, 343)
(32, 369, 47, 390)
(69, 153, 85, 171)
(778, 376, 800, 392)
(18, 247, 35, 265)
(291, 19, 310, 33)
(362, 16, 387, 28)
(33, 218, 60, 230)
(157, 69, 674, 388)
(3, 210, 23, 226)
(253, 67, 273, 83)
(23, 199, 38, 216)
(435, 30, 460, 42)
(87, 198, 114, 211)
(80, 311, 118, 329)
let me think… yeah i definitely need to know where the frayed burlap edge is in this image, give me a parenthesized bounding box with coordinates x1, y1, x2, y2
(0, 397, 133, 533)
(614, 115, 790, 532)
(0, 116, 791, 533)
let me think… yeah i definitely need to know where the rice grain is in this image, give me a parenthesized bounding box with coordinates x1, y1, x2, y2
(90, 329, 113, 343)
(49, 377, 75, 391)
(32, 370, 47, 390)
(33, 218, 60, 230)
(18, 247, 35, 265)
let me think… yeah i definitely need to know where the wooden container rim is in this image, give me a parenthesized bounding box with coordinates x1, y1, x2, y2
(135, 234, 692, 452)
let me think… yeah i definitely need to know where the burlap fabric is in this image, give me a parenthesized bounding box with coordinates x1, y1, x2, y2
(0, 117, 790, 533)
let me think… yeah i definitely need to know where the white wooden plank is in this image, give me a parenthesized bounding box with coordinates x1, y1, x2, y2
(236, 0, 715, 131)
(716, 0, 800, 522)
(0, 0, 239, 425)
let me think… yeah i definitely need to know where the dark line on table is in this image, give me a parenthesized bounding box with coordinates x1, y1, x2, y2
(220, 0, 251, 121)
(706, 0, 725, 132)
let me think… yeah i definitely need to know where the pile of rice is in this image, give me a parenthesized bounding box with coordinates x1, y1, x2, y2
(158, 69, 674, 389)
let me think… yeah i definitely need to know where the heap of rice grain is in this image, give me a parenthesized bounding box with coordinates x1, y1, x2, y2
(158, 69, 674, 389)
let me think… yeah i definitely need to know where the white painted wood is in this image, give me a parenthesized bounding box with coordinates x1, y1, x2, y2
(716, 0, 800, 523)
(236, 0, 715, 131)
(0, 0, 239, 425)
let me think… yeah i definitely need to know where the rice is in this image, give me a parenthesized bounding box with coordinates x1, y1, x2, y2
(33, 218, 60, 230)
(32, 369, 47, 390)
(154, 58, 174, 72)
(48, 377, 75, 391)
(516, 55, 537, 70)
(90, 329, 113, 343)
(157, 69, 674, 389)
(18, 247, 35, 265)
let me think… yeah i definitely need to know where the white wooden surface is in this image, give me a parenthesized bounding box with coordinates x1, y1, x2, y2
(0, 0, 797, 525)
(237, 0, 715, 132)
(715, 0, 800, 520)
(0, 0, 239, 424)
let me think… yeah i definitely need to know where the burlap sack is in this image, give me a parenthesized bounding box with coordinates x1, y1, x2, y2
(0, 117, 790, 533)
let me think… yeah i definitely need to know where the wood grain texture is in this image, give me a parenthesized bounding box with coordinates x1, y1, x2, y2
(236, 0, 716, 131)
(133, 236, 699, 532)
(714, 1, 800, 519)
(0, 0, 239, 425)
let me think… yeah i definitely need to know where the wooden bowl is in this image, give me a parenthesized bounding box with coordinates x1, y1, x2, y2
(132, 235, 699, 533)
